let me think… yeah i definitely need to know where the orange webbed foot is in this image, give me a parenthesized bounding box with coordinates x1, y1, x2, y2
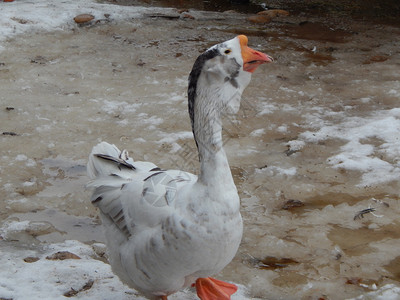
(195, 277, 238, 300)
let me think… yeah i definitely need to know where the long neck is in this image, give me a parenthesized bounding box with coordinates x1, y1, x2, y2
(193, 91, 235, 188)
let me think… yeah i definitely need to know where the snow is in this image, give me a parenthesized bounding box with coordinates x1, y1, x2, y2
(256, 165, 297, 176)
(348, 284, 400, 300)
(0, 0, 178, 51)
(0, 240, 144, 300)
(0, 224, 256, 300)
(299, 108, 400, 186)
(157, 131, 194, 143)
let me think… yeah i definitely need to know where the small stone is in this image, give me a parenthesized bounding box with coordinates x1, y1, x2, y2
(64, 280, 94, 297)
(2, 131, 18, 136)
(74, 14, 95, 24)
(182, 13, 195, 20)
(92, 243, 107, 258)
(257, 9, 290, 17)
(363, 55, 389, 64)
(248, 9, 289, 24)
(46, 251, 81, 260)
(223, 10, 237, 14)
(248, 15, 271, 24)
(281, 199, 305, 210)
(23, 256, 40, 263)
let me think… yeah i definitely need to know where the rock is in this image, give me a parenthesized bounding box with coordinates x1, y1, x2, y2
(23, 256, 40, 263)
(248, 15, 272, 24)
(363, 55, 389, 64)
(223, 10, 237, 14)
(64, 280, 94, 297)
(74, 14, 95, 24)
(281, 199, 305, 210)
(247, 255, 299, 270)
(30, 55, 48, 64)
(91, 243, 107, 258)
(181, 13, 195, 20)
(248, 9, 289, 24)
(177, 9, 189, 14)
(2, 131, 18, 136)
(257, 9, 290, 17)
(46, 251, 81, 260)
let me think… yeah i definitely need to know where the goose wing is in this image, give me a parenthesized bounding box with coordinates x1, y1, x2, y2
(87, 142, 196, 239)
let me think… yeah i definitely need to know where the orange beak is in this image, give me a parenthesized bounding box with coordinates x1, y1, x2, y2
(238, 35, 273, 73)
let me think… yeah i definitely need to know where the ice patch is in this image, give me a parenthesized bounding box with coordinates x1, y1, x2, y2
(0, 0, 177, 51)
(0, 238, 259, 300)
(15, 154, 28, 161)
(348, 284, 400, 300)
(1, 219, 31, 236)
(277, 124, 288, 133)
(250, 128, 265, 137)
(101, 99, 141, 115)
(157, 131, 193, 144)
(387, 89, 399, 96)
(299, 108, 400, 186)
(287, 140, 305, 151)
(258, 102, 278, 115)
(257, 166, 297, 176)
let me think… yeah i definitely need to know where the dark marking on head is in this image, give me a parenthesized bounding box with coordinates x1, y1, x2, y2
(142, 187, 149, 197)
(188, 47, 220, 149)
(230, 78, 238, 88)
(226, 57, 240, 88)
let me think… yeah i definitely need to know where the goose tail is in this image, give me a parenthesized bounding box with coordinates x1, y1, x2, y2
(87, 141, 135, 180)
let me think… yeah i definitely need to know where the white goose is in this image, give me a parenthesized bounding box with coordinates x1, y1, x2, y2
(87, 35, 272, 300)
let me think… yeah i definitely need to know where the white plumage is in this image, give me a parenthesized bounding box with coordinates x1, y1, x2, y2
(87, 35, 272, 300)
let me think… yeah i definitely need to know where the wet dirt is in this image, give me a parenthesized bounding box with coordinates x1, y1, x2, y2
(1, 2, 400, 300)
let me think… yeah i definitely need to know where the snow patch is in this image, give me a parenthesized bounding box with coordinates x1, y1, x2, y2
(299, 108, 400, 186)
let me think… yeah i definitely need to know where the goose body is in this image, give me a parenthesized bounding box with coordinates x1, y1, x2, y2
(87, 35, 272, 299)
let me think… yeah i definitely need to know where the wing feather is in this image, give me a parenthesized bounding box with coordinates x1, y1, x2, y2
(87, 142, 197, 240)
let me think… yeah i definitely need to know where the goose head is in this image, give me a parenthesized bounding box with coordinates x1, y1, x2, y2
(188, 35, 272, 138)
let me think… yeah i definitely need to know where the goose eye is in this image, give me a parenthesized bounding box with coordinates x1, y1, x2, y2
(224, 49, 232, 55)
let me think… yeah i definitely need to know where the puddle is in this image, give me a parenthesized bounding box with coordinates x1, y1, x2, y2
(101, 0, 264, 13)
(328, 223, 400, 256)
(385, 256, 400, 281)
(9, 209, 105, 244)
(248, 256, 299, 270)
(284, 21, 352, 43)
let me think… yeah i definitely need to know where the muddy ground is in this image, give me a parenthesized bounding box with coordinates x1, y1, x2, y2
(1, 1, 400, 299)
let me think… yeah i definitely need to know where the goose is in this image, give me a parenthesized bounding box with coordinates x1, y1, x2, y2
(87, 35, 272, 300)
